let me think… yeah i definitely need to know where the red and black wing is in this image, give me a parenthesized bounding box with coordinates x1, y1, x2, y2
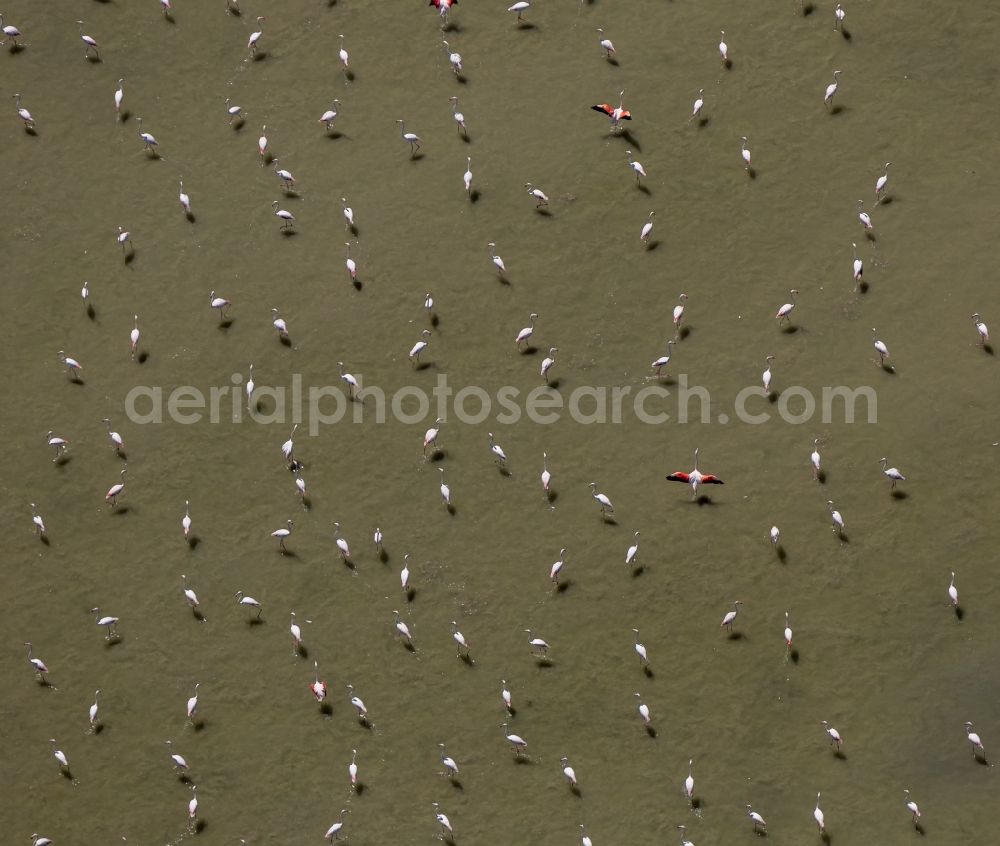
(666, 472, 691, 483)
(700, 475, 724, 485)
(591, 103, 614, 116)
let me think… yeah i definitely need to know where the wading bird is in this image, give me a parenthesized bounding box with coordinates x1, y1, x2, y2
(431, 0, 456, 27)
(719, 30, 728, 64)
(972, 313, 989, 346)
(442, 39, 462, 74)
(333, 522, 351, 560)
(488, 432, 507, 466)
(77, 20, 99, 58)
(247, 16, 265, 55)
(879, 457, 905, 488)
(965, 721, 985, 758)
(181, 501, 192, 539)
(814, 792, 826, 832)
(274, 162, 295, 191)
(852, 243, 863, 287)
(439, 468, 452, 507)
(640, 211, 655, 243)
(541, 347, 558, 383)
(525, 182, 549, 207)
(290, 612, 302, 649)
(763, 355, 774, 393)
(903, 790, 921, 824)
(136, 117, 158, 152)
(449, 96, 467, 136)
(439, 743, 459, 777)
(784, 612, 793, 647)
(271, 308, 288, 339)
(811, 440, 821, 478)
(393, 610, 413, 645)
(58, 350, 82, 379)
(770, 526, 780, 546)
(501, 721, 527, 755)
(690, 89, 705, 122)
(635, 692, 651, 725)
(1, 13, 23, 48)
(318, 99, 340, 131)
(589, 481, 614, 515)
(89, 690, 100, 728)
(463, 156, 472, 195)
(401, 555, 411, 592)
(178, 181, 191, 215)
(626, 532, 640, 566)
(271, 200, 294, 229)
(489, 242, 507, 277)
(858, 199, 873, 230)
(310, 662, 327, 701)
(684, 759, 694, 801)
(549, 547, 566, 584)
(633, 627, 648, 664)
(747, 804, 767, 832)
(501, 679, 513, 713)
(525, 628, 549, 657)
(720, 600, 742, 633)
(561, 757, 578, 787)
(117, 226, 133, 252)
(14, 93, 34, 129)
(345, 242, 357, 282)
(451, 621, 471, 657)
(433, 803, 453, 838)
(181, 575, 199, 609)
(225, 98, 243, 124)
(541, 453, 552, 492)
(50, 739, 69, 771)
(666, 449, 724, 498)
(258, 125, 268, 163)
(271, 519, 293, 552)
(347, 684, 368, 720)
(25, 642, 49, 680)
(338, 34, 349, 71)
(824, 70, 842, 109)
(105, 467, 127, 507)
(235, 591, 262, 619)
(166, 740, 188, 770)
(775, 290, 798, 325)
(186, 684, 200, 721)
(325, 809, 349, 841)
(625, 150, 646, 184)
(31, 503, 46, 536)
(516, 314, 537, 348)
(740, 135, 751, 171)
(92, 607, 120, 639)
(209, 291, 231, 319)
(409, 330, 431, 366)
(46, 431, 69, 461)
(395, 119, 422, 156)
(591, 90, 631, 131)
(835, 4, 845, 29)
(949, 571, 959, 607)
(129, 315, 140, 359)
(507, 2, 530, 24)
(349, 749, 358, 786)
(821, 720, 843, 750)
(424, 418, 443, 454)
(282, 424, 298, 461)
(875, 162, 892, 201)
(828, 501, 845, 534)
(597, 28, 615, 57)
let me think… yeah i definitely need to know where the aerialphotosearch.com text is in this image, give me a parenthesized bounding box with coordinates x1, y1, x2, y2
(123, 374, 877, 435)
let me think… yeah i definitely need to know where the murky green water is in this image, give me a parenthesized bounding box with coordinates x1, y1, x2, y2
(4, 1, 1000, 843)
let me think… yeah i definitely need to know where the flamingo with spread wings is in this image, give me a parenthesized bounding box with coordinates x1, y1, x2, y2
(591, 90, 632, 131)
(666, 449, 724, 498)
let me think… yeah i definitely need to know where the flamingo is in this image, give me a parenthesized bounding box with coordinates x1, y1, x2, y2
(525, 628, 549, 657)
(281, 424, 298, 461)
(852, 242, 864, 287)
(678, 825, 693, 846)
(333, 522, 351, 560)
(625, 532, 640, 566)
(591, 90, 631, 131)
(488, 242, 507, 277)
(588, 481, 614, 514)
(635, 692, 651, 725)
(258, 125, 268, 164)
(117, 226, 133, 252)
(136, 117, 158, 152)
(625, 150, 646, 184)
(775, 289, 798, 325)
(561, 757, 578, 787)
(549, 547, 566, 584)
(858, 199, 873, 230)
(949, 571, 959, 607)
(828, 500, 845, 534)
(338, 34, 349, 71)
(345, 242, 357, 281)
(463, 156, 473, 195)
(50, 739, 69, 770)
(821, 720, 843, 750)
(525, 182, 549, 207)
(347, 684, 368, 720)
(209, 290, 231, 319)
(740, 135, 751, 170)
(178, 181, 191, 216)
(516, 313, 537, 348)
(965, 721, 985, 757)
(835, 4, 845, 29)
(77, 20, 99, 58)
(720, 600, 742, 633)
(105, 467, 127, 506)
(181, 501, 192, 538)
(689, 89, 705, 122)
(439, 468, 452, 507)
(246, 364, 255, 410)
(684, 759, 694, 800)
(673, 293, 688, 334)
(747, 804, 767, 832)
(92, 607, 120, 639)
(401, 554, 411, 592)
(501, 721, 527, 755)
(501, 679, 513, 713)
(507, 2, 530, 24)
(271, 308, 289, 339)
(424, 418, 443, 454)
(632, 627, 648, 664)
(45, 431, 69, 461)
(58, 350, 83, 379)
(25, 642, 49, 679)
(451, 620, 471, 657)
(409, 329, 431, 366)
(14, 93, 34, 129)
(449, 96, 467, 136)
(488, 432, 507, 466)
(166, 741, 188, 771)
(225, 98, 244, 124)
(247, 16, 265, 55)
(424, 292, 435, 321)
(597, 28, 615, 57)
(814, 792, 826, 832)
(824, 70, 842, 109)
(431, 0, 456, 26)
(271, 519, 293, 552)
(0, 13, 23, 48)
(784, 612, 793, 648)
(188, 786, 198, 823)
(903, 790, 921, 823)
(186, 684, 200, 720)
(541, 452, 552, 492)
(395, 119, 422, 156)
(763, 355, 774, 393)
(181, 575, 199, 609)
(341, 197, 354, 230)
(81, 280, 89, 308)
(666, 448, 724, 497)
(310, 661, 327, 701)
(442, 39, 462, 73)
(770, 526, 780, 546)
(540, 347, 558, 383)
(325, 809, 349, 841)
(879, 457, 905, 488)
(274, 161, 296, 191)
(972, 313, 989, 346)
(433, 803, 453, 838)
(348, 749, 358, 786)
(31, 503, 46, 536)
(290, 611, 302, 648)
(811, 440, 821, 478)
(89, 690, 100, 728)
(271, 200, 294, 229)
(719, 30, 728, 64)
(875, 162, 892, 201)
(439, 743, 459, 777)
(129, 315, 140, 359)
(393, 610, 413, 644)
(318, 99, 340, 131)
(640, 211, 655, 243)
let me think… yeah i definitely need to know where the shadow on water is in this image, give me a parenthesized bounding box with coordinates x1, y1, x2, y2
(914, 822, 926, 836)
(645, 239, 661, 251)
(123, 251, 136, 265)
(218, 318, 234, 331)
(632, 565, 646, 579)
(555, 580, 571, 594)
(891, 490, 909, 500)
(319, 702, 333, 717)
(137, 352, 149, 364)
(636, 183, 651, 196)
(834, 749, 848, 760)
(841, 28, 852, 42)
(790, 649, 800, 664)
(781, 324, 799, 334)
(817, 470, 827, 484)
(111, 506, 132, 516)
(252, 51, 269, 62)
(86, 304, 96, 321)
(247, 617, 265, 627)
(642, 665, 654, 679)
(820, 832, 832, 845)
(645, 725, 657, 739)
(39, 535, 51, 547)
(802, 2, 816, 15)
(616, 129, 641, 151)
(776, 545, 787, 562)
(678, 326, 691, 340)
(727, 631, 745, 641)
(955, 606, 965, 621)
